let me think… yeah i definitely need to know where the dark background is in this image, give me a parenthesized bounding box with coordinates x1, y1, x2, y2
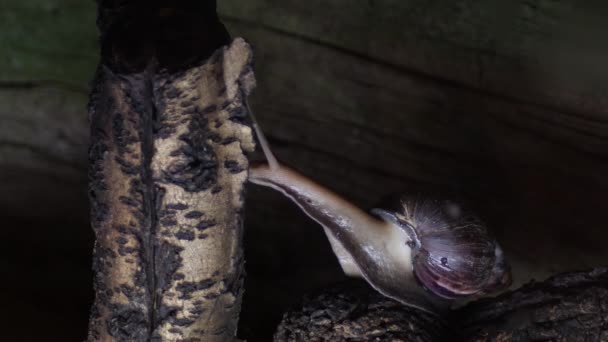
(1, 1, 608, 340)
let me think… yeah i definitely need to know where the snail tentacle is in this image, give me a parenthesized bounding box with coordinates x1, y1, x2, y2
(247, 101, 279, 169)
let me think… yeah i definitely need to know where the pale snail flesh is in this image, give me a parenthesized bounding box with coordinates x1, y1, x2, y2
(246, 106, 511, 314)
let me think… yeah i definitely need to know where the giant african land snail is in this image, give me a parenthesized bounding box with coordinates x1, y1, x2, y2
(247, 107, 511, 314)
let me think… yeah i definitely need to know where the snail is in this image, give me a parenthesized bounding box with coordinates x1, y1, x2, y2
(246, 106, 511, 314)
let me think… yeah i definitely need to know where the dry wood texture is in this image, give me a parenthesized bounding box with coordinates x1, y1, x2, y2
(87, 38, 255, 341)
(275, 269, 608, 341)
(274, 281, 450, 342)
(455, 267, 608, 341)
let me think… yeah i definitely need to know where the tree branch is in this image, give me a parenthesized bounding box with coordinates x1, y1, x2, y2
(87, 2, 255, 340)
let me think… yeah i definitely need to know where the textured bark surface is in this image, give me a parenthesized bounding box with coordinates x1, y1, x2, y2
(455, 268, 608, 341)
(274, 281, 450, 342)
(276, 269, 608, 341)
(87, 38, 255, 341)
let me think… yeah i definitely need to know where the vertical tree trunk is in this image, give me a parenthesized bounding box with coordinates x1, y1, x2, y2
(87, 2, 255, 340)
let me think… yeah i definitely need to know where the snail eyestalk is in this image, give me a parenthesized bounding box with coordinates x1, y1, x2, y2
(247, 101, 279, 170)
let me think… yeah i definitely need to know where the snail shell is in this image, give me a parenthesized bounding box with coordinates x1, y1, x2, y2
(372, 194, 511, 299)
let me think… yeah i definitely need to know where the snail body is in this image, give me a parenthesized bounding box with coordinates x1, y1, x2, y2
(250, 163, 442, 312)
(247, 107, 511, 313)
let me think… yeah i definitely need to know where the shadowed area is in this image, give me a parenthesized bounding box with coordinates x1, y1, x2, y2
(2, 1, 608, 340)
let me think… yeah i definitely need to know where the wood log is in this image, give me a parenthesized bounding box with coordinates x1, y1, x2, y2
(274, 281, 450, 342)
(87, 37, 255, 341)
(86, 2, 256, 341)
(454, 267, 608, 341)
(275, 268, 608, 341)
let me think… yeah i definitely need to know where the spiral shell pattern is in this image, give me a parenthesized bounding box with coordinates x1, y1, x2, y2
(375, 195, 510, 299)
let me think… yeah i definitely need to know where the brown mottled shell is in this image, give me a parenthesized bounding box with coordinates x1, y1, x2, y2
(373, 195, 510, 299)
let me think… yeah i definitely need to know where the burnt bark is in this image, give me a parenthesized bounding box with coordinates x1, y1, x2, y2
(87, 2, 255, 341)
(454, 267, 608, 341)
(274, 281, 450, 342)
(275, 269, 608, 341)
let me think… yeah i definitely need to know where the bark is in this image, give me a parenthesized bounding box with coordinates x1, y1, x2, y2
(274, 281, 450, 342)
(454, 267, 608, 341)
(87, 38, 255, 341)
(86, 2, 255, 341)
(276, 269, 608, 341)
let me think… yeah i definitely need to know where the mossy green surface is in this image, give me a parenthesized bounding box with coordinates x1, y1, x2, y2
(0, 0, 98, 88)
